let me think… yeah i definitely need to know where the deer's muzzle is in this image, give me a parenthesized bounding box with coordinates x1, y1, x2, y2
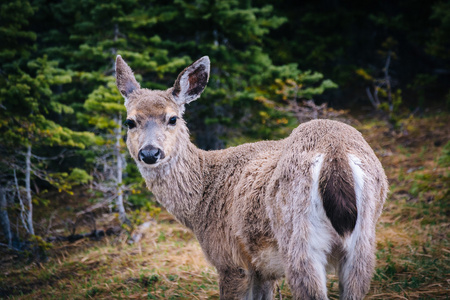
(139, 145, 165, 165)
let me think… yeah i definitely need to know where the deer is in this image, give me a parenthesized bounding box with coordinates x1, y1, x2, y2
(115, 55, 388, 300)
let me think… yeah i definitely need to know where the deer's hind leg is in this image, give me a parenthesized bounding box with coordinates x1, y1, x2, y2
(338, 235, 375, 300)
(268, 154, 333, 300)
(335, 155, 381, 300)
(283, 220, 333, 300)
(337, 199, 377, 299)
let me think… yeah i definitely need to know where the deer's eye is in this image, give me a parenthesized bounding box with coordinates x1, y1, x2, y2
(168, 116, 177, 125)
(238, 268, 246, 278)
(124, 119, 136, 129)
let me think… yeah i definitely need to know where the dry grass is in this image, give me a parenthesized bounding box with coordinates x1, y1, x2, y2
(360, 114, 450, 299)
(0, 114, 449, 299)
(1, 214, 220, 299)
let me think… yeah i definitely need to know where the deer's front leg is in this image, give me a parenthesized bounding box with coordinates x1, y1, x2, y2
(218, 267, 248, 300)
(246, 273, 275, 300)
(218, 267, 274, 300)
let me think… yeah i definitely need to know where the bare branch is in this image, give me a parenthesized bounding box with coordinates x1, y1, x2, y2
(383, 51, 393, 112)
(366, 87, 379, 109)
(45, 210, 58, 236)
(14, 169, 29, 234)
(30, 149, 67, 161)
(24, 145, 34, 235)
(0, 242, 21, 251)
(75, 195, 117, 217)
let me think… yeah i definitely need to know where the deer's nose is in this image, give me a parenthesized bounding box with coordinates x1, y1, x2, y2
(138, 145, 165, 165)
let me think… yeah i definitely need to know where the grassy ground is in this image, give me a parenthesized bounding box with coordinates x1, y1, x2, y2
(1, 115, 449, 299)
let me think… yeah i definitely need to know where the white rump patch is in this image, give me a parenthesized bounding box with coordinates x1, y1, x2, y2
(348, 154, 365, 205)
(311, 153, 325, 208)
(345, 154, 365, 250)
(308, 153, 331, 289)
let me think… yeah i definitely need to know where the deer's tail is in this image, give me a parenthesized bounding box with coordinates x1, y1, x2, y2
(318, 152, 358, 237)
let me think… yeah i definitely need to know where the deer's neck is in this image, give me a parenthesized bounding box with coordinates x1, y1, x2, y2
(140, 135, 204, 229)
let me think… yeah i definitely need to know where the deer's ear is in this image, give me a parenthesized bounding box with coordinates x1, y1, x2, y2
(115, 55, 140, 100)
(172, 56, 210, 106)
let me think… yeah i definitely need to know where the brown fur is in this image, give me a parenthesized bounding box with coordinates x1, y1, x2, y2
(116, 55, 388, 300)
(115, 55, 140, 98)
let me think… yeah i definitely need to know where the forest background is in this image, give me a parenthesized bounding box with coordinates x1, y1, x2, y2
(0, 0, 449, 298)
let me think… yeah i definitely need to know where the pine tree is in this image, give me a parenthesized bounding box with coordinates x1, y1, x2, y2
(0, 0, 36, 246)
(0, 55, 96, 237)
(82, 79, 130, 224)
(42, 0, 290, 148)
(0, 0, 96, 242)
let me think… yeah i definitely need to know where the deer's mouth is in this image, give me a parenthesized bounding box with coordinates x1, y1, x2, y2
(138, 154, 173, 169)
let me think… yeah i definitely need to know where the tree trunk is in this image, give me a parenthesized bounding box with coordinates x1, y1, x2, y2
(14, 169, 29, 233)
(115, 114, 128, 225)
(112, 24, 129, 225)
(25, 145, 35, 235)
(384, 51, 393, 113)
(0, 187, 12, 247)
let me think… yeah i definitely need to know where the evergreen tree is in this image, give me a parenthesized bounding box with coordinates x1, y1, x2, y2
(0, 0, 95, 242)
(82, 79, 129, 224)
(39, 0, 148, 222)
(263, 0, 449, 110)
(0, 0, 36, 246)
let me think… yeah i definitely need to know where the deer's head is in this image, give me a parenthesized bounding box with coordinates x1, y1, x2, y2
(115, 55, 210, 167)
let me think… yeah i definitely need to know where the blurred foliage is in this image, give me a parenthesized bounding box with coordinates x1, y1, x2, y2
(264, 0, 450, 111)
(438, 141, 450, 167)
